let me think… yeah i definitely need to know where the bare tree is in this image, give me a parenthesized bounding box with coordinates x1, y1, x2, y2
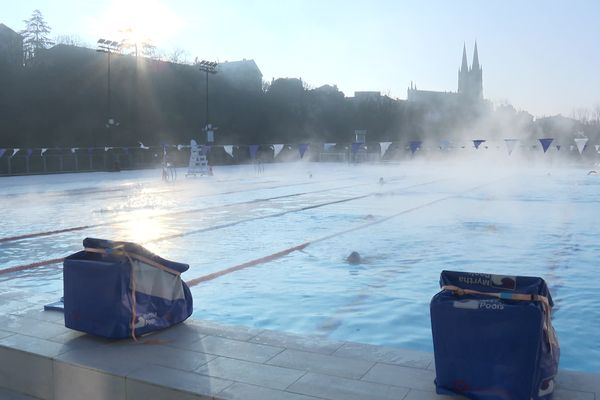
(168, 48, 188, 64)
(20, 9, 53, 65)
(54, 34, 87, 47)
(592, 104, 600, 125)
(572, 107, 590, 124)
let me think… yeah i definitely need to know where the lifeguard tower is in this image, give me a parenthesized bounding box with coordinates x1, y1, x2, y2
(186, 139, 211, 176)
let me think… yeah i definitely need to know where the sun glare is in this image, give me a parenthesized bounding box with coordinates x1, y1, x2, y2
(93, 0, 182, 49)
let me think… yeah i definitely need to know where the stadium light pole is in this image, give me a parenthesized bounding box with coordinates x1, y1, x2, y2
(96, 39, 122, 128)
(197, 60, 218, 133)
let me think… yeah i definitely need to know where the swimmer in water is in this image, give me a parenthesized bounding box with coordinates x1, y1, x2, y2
(346, 251, 362, 265)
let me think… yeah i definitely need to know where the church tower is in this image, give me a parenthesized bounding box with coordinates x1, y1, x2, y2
(457, 42, 483, 100)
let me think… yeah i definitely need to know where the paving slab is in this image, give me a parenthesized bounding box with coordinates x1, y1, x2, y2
(267, 348, 374, 379)
(556, 369, 600, 398)
(189, 335, 284, 363)
(287, 371, 410, 400)
(127, 364, 233, 398)
(0, 387, 42, 400)
(361, 362, 437, 391)
(250, 329, 344, 355)
(0, 314, 70, 340)
(217, 382, 322, 400)
(333, 341, 432, 369)
(188, 319, 263, 341)
(0, 346, 54, 400)
(195, 356, 305, 390)
(53, 361, 126, 400)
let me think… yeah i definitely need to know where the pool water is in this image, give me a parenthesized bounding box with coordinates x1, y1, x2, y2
(0, 162, 598, 372)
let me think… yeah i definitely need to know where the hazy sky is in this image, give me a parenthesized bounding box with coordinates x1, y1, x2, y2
(3, 0, 599, 117)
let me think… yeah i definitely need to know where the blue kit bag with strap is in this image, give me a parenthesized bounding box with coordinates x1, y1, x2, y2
(63, 238, 193, 339)
(430, 270, 559, 400)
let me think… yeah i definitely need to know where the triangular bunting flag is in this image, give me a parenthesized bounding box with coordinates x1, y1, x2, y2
(409, 141, 421, 154)
(71, 147, 78, 153)
(177, 144, 184, 151)
(41, 148, 48, 156)
(249, 144, 259, 159)
(556, 145, 561, 151)
(104, 147, 112, 152)
(138, 142, 149, 150)
(595, 144, 600, 153)
(11, 148, 19, 157)
(380, 142, 392, 157)
(351, 142, 361, 154)
(273, 144, 284, 158)
(504, 139, 519, 155)
(574, 138, 588, 154)
(538, 138, 554, 153)
(0, 149, 5, 158)
(473, 139, 486, 150)
(203, 145, 211, 155)
(26, 149, 33, 157)
(298, 143, 309, 159)
(223, 145, 234, 157)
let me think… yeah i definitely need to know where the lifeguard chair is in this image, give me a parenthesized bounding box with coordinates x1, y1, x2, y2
(186, 139, 211, 176)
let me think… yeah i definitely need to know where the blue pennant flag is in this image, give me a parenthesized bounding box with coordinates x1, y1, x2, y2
(409, 141, 421, 154)
(351, 142, 361, 154)
(88, 148, 94, 154)
(249, 144, 259, 159)
(299, 143, 309, 158)
(27, 148, 33, 157)
(538, 138, 554, 153)
(473, 140, 486, 150)
(0, 149, 5, 158)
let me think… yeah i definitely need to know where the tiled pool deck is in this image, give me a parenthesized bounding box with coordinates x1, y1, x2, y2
(0, 289, 597, 400)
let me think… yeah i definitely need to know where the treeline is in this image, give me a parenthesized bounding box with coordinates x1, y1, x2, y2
(1, 45, 599, 149)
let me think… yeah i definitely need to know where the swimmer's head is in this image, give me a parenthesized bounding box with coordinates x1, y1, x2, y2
(346, 251, 362, 265)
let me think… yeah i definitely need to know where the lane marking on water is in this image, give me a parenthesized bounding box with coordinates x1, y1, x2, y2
(184, 177, 508, 288)
(0, 178, 436, 276)
(0, 175, 381, 244)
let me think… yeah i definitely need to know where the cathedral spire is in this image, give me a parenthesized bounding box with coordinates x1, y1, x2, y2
(461, 43, 468, 72)
(472, 41, 480, 71)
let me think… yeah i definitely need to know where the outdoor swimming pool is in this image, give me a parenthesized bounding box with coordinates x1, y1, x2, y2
(0, 162, 598, 373)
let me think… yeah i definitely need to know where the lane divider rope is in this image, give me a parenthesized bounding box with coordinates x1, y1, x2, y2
(0, 176, 381, 244)
(0, 179, 441, 276)
(184, 178, 508, 287)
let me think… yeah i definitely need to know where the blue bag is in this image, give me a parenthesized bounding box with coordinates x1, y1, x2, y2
(430, 270, 559, 400)
(63, 238, 193, 339)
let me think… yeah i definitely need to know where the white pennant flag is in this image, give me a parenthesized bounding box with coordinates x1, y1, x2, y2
(380, 142, 392, 157)
(223, 145, 234, 157)
(177, 144, 184, 151)
(574, 138, 588, 154)
(504, 139, 519, 155)
(11, 148, 19, 157)
(595, 144, 600, 153)
(273, 144, 284, 158)
(71, 147, 78, 153)
(323, 143, 336, 152)
(41, 148, 48, 156)
(104, 147, 112, 152)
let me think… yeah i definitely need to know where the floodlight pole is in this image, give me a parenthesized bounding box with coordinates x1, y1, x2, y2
(198, 60, 218, 132)
(96, 39, 121, 128)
